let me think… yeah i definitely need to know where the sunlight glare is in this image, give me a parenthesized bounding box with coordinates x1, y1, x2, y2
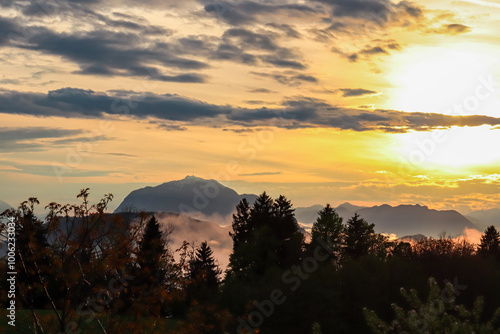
(395, 126, 500, 170)
(388, 45, 500, 116)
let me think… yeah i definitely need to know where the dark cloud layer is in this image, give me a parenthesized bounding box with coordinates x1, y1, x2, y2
(2, 88, 500, 133)
(0, 127, 87, 152)
(202, 0, 320, 26)
(340, 88, 378, 97)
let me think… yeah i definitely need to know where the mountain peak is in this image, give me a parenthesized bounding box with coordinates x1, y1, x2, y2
(183, 175, 205, 182)
(336, 202, 366, 212)
(115, 176, 257, 215)
(0, 200, 13, 212)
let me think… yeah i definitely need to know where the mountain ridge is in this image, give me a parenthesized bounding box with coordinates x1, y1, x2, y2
(116, 176, 480, 238)
(115, 175, 257, 216)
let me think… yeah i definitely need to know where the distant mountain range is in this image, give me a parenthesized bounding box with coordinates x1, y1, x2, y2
(466, 208, 500, 231)
(116, 176, 485, 238)
(0, 200, 12, 213)
(296, 202, 478, 237)
(115, 175, 257, 216)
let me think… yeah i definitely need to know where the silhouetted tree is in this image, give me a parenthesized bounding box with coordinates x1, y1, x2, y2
(128, 215, 171, 317)
(228, 192, 303, 276)
(310, 204, 344, 265)
(478, 225, 500, 259)
(229, 198, 251, 250)
(272, 195, 303, 268)
(188, 241, 221, 292)
(344, 213, 375, 259)
(136, 216, 166, 282)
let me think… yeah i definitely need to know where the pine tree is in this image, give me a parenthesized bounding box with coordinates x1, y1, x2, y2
(227, 192, 303, 276)
(310, 204, 344, 264)
(344, 213, 375, 259)
(229, 198, 251, 250)
(250, 191, 274, 230)
(129, 215, 169, 316)
(272, 195, 303, 268)
(136, 216, 166, 285)
(189, 241, 221, 289)
(478, 225, 500, 259)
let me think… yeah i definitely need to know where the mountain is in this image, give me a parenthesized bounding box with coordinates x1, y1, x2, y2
(0, 200, 13, 213)
(356, 204, 477, 237)
(115, 176, 257, 216)
(295, 202, 477, 238)
(294, 205, 324, 225)
(466, 208, 500, 231)
(294, 202, 366, 224)
(335, 202, 366, 220)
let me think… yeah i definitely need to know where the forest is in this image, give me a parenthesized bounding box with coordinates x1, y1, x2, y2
(1, 189, 500, 333)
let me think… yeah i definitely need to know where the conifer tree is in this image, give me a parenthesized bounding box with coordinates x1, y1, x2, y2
(344, 213, 375, 259)
(478, 225, 500, 259)
(311, 204, 344, 264)
(189, 241, 221, 289)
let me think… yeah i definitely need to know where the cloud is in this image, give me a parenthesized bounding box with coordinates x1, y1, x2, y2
(316, 0, 422, 25)
(24, 29, 208, 80)
(429, 23, 471, 35)
(0, 88, 230, 121)
(251, 71, 318, 86)
(3, 88, 500, 133)
(239, 171, 283, 176)
(340, 88, 379, 97)
(0, 127, 88, 152)
(266, 23, 301, 38)
(249, 88, 277, 94)
(207, 27, 308, 69)
(0, 14, 207, 83)
(332, 39, 402, 62)
(202, 0, 320, 26)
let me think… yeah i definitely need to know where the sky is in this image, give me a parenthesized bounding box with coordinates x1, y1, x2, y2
(1, 0, 500, 214)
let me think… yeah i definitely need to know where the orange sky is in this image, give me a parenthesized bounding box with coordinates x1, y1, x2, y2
(1, 0, 500, 213)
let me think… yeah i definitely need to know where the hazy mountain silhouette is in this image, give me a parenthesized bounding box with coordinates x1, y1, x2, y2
(295, 202, 477, 237)
(117, 178, 478, 238)
(336, 202, 367, 220)
(115, 175, 257, 216)
(0, 200, 12, 213)
(294, 204, 324, 225)
(466, 208, 500, 230)
(294, 202, 367, 225)
(356, 204, 478, 237)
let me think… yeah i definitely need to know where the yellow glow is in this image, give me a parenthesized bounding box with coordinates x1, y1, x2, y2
(395, 126, 500, 170)
(387, 45, 500, 116)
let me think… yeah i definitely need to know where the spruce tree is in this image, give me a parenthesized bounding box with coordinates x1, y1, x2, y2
(229, 198, 251, 249)
(478, 225, 500, 259)
(311, 204, 344, 264)
(344, 213, 375, 259)
(136, 216, 166, 285)
(188, 241, 221, 292)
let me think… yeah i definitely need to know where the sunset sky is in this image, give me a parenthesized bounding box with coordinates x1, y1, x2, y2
(1, 0, 500, 213)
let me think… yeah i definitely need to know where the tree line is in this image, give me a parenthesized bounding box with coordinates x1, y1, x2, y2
(1, 190, 500, 333)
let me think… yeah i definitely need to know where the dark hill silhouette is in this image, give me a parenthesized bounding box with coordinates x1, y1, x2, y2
(115, 175, 257, 216)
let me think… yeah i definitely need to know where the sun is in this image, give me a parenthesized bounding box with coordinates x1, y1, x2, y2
(386, 44, 500, 117)
(385, 44, 500, 171)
